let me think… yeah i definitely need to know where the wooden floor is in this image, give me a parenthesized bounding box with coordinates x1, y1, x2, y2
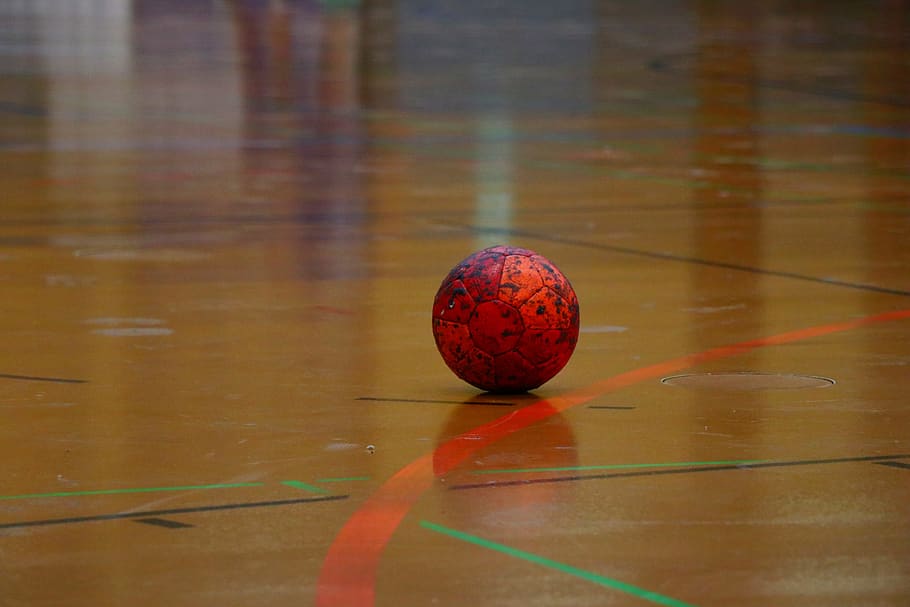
(2, 1, 909, 605)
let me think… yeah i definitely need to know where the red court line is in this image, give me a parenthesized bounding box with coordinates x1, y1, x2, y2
(315, 308, 910, 606)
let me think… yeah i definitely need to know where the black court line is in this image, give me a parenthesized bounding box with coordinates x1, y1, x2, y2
(588, 405, 637, 410)
(875, 461, 910, 471)
(449, 453, 910, 491)
(445, 223, 910, 298)
(357, 397, 515, 407)
(0, 494, 348, 530)
(0, 373, 88, 385)
(134, 517, 194, 529)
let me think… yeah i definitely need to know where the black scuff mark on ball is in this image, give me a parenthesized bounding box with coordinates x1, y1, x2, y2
(500, 281, 521, 295)
(448, 287, 468, 310)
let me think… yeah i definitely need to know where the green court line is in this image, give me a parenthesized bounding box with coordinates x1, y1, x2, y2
(472, 459, 765, 475)
(316, 476, 370, 483)
(0, 482, 264, 501)
(281, 480, 329, 494)
(421, 521, 698, 607)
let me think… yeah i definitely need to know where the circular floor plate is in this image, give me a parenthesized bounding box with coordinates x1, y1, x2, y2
(661, 372, 835, 390)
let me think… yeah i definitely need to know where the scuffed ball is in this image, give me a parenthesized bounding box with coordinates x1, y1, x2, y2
(432, 245, 580, 392)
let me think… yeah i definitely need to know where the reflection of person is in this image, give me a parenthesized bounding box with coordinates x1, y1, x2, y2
(224, 0, 367, 281)
(225, 0, 361, 110)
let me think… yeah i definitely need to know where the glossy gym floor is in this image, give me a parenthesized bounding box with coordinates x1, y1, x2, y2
(1, 1, 908, 605)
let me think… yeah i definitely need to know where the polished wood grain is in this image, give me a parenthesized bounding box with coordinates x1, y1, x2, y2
(1, 1, 908, 606)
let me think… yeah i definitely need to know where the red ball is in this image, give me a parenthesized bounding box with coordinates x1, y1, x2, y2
(432, 245, 580, 392)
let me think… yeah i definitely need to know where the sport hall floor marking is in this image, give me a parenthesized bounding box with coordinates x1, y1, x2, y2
(470, 458, 765, 476)
(0, 495, 349, 530)
(0, 372, 88, 384)
(421, 521, 697, 607)
(452, 453, 910, 490)
(0, 482, 264, 502)
(449, 223, 910, 298)
(315, 308, 910, 607)
(282, 480, 329, 494)
(0, 479, 368, 530)
(0, 477, 371, 504)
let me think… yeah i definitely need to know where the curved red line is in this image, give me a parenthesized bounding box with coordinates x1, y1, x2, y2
(316, 308, 910, 606)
